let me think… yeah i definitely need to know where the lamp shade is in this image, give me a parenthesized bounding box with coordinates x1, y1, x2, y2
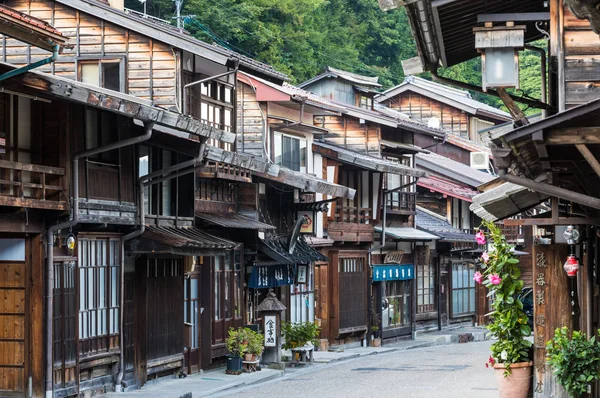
(564, 255, 580, 277)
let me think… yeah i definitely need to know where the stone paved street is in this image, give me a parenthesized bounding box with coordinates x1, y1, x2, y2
(217, 341, 497, 398)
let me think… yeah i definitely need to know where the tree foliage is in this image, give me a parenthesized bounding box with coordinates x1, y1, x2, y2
(124, 0, 543, 112)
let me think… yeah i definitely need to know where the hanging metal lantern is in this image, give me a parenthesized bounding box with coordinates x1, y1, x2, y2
(563, 225, 580, 245)
(564, 255, 580, 277)
(66, 233, 76, 255)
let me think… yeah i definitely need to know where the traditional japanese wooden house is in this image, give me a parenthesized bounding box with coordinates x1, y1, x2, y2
(0, 2, 359, 396)
(386, 0, 600, 395)
(375, 76, 510, 142)
(235, 70, 357, 332)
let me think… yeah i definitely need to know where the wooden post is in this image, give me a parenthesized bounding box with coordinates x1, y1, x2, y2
(533, 244, 570, 397)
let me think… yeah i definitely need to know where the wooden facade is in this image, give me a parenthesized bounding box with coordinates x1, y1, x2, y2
(0, 0, 179, 108)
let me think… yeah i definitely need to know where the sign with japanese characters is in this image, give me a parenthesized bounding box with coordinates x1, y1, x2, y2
(264, 315, 276, 347)
(298, 211, 315, 234)
(372, 264, 414, 282)
(296, 264, 308, 284)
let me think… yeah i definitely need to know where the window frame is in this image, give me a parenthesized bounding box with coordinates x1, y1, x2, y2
(77, 57, 126, 93)
(198, 80, 234, 151)
(450, 261, 477, 318)
(416, 262, 436, 314)
(77, 235, 122, 358)
(273, 130, 308, 173)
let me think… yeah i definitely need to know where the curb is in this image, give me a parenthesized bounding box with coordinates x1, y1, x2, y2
(197, 370, 285, 397)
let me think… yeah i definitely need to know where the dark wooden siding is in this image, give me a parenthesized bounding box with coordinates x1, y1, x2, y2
(562, 6, 600, 108)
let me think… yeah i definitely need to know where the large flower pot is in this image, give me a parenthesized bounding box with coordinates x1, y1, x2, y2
(493, 361, 533, 398)
(226, 354, 243, 374)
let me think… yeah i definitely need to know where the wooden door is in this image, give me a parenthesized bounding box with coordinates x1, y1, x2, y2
(315, 263, 329, 340)
(0, 239, 26, 396)
(337, 252, 368, 335)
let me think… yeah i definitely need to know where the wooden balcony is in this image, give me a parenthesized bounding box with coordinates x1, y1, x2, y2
(0, 159, 66, 210)
(198, 161, 252, 182)
(495, 222, 523, 244)
(386, 191, 416, 215)
(328, 200, 374, 242)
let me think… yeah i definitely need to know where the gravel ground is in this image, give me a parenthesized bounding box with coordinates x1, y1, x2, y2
(216, 340, 498, 398)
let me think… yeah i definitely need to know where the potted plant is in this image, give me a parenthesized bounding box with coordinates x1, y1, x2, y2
(371, 326, 381, 347)
(546, 326, 600, 397)
(282, 321, 320, 361)
(474, 221, 533, 398)
(245, 328, 264, 361)
(225, 328, 246, 374)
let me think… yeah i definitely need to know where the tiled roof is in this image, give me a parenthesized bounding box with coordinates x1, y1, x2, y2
(374, 226, 440, 241)
(325, 66, 381, 87)
(444, 133, 492, 154)
(376, 76, 510, 121)
(239, 71, 346, 113)
(416, 152, 495, 188)
(417, 175, 479, 202)
(126, 225, 238, 254)
(416, 207, 476, 243)
(298, 66, 381, 89)
(0, 4, 62, 36)
(196, 212, 276, 230)
(314, 141, 427, 177)
(374, 104, 446, 137)
(258, 235, 329, 265)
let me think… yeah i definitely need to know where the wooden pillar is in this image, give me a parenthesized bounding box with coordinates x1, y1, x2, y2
(533, 244, 570, 397)
(134, 256, 148, 388)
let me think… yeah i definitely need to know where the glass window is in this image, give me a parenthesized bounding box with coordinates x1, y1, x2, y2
(417, 262, 435, 314)
(451, 262, 476, 317)
(274, 131, 307, 172)
(78, 236, 121, 351)
(0, 238, 25, 261)
(79, 60, 122, 92)
(214, 257, 222, 321)
(382, 280, 411, 329)
(289, 264, 315, 323)
(359, 95, 373, 109)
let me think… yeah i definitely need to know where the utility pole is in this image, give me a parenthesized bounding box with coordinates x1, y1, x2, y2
(173, 0, 183, 31)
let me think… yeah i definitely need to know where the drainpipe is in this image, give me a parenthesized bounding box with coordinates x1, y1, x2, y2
(286, 98, 306, 129)
(0, 44, 60, 82)
(497, 169, 600, 210)
(45, 122, 154, 398)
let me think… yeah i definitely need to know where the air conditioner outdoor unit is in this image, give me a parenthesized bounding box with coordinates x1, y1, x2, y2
(470, 151, 490, 170)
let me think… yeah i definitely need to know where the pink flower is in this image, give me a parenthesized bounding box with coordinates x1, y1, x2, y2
(489, 274, 501, 285)
(481, 251, 489, 264)
(476, 230, 487, 245)
(473, 271, 483, 284)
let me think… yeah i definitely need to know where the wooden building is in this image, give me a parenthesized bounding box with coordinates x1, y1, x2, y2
(0, 2, 359, 397)
(375, 76, 510, 142)
(391, 0, 600, 396)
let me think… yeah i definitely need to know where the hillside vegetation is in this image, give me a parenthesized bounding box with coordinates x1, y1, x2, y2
(125, 0, 544, 113)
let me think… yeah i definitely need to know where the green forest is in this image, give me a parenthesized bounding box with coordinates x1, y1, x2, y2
(124, 0, 544, 113)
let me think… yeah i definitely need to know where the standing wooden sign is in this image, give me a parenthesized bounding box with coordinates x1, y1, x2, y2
(265, 315, 277, 347)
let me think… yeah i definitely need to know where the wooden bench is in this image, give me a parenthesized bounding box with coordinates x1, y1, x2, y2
(242, 359, 259, 373)
(291, 344, 314, 365)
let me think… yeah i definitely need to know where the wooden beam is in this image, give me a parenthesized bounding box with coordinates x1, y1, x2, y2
(545, 127, 600, 145)
(576, 144, 600, 179)
(532, 130, 548, 158)
(11, 70, 236, 143)
(503, 217, 600, 226)
(497, 88, 529, 125)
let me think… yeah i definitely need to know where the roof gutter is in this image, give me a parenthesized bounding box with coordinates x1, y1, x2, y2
(497, 168, 600, 210)
(0, 44, 59, 82)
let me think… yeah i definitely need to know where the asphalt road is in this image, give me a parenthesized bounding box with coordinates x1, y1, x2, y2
(217, 340, 498, 398)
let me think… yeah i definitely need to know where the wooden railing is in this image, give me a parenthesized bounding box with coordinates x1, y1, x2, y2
(334, 200, 371, 224)
(198, 161, 252, 183)
(329, 199, 374, 242)
(495, 222, 522, 244)
(386, 191, 416, 214)
(0, 159, 66, 210)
